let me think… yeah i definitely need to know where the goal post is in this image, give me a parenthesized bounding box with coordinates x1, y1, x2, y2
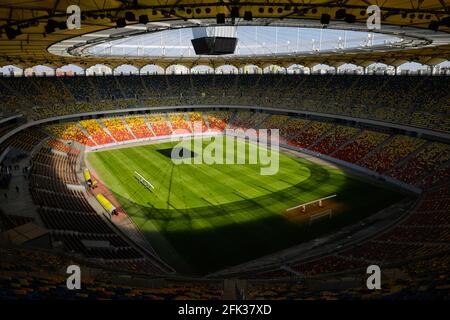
(286, 194, 337, 213)
(134, 171, 154, 191)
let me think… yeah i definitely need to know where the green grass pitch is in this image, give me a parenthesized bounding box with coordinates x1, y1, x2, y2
(87, 137, 405, 275)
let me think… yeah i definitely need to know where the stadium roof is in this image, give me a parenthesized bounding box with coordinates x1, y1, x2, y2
(1, 1, 450, 69)
(82, 27, 402, 59)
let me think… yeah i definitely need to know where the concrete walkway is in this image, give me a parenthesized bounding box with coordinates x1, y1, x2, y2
(1, 154, 41, 224)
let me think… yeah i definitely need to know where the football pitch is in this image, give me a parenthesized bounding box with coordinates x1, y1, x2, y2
(87, 137, 405, 275)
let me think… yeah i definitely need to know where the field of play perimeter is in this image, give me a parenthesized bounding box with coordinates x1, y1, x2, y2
(87, 138, 404, 275)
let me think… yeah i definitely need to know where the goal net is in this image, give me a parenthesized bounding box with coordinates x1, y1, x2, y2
(309, 209, 333, 225)
(134, 171, 154, 191)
